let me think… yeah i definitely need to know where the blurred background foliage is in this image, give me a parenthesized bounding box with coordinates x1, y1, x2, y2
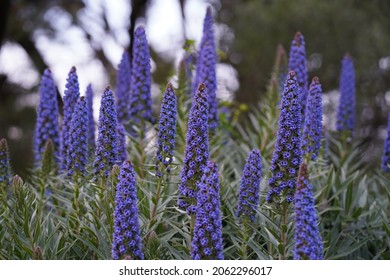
(1, 0, 390, 176)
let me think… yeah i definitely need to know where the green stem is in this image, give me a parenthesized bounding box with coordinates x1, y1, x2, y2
(279, 202, 288, 260)
(241, 221, 249, 259)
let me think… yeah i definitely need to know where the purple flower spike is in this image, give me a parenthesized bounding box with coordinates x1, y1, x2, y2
(66, 97, 88, 176)
(155, 83, 177, 177)
(61, 66, 80, 169)
(0, 139, 11, 188)
(178, 83, 210, 214)
(301, 77, 323, 161)
(294, 163, 324, 260)
(33, 69, 61, 165)
(336, 54, 355, 133)
(267, 71, 302, 204)
(193, 7, 218, 131)
(288, 32, 308, 120)
(236, 149, 262, 222)
(116, 51, 131, 125)
(129, 26, 154, 128)
(117, 123, 127, 164)
(381, 113, 390, 172)
(86, 84, 96, 153)
(93, 87, 119, 179)
(191, 160, 223, 260)
(112, 160, 144, 260)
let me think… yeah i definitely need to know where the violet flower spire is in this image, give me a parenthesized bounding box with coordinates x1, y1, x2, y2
(0, 139, 11, 188)
(33, 69, 61, 165)
(66, 97, 88, 176)
(178, 83, 210, 214)
(294, 163, 324, 260)
(193, 7, 218, 131)
(117, 123, 127, 164)
(336, 54, 355, 134)
(61, 66, 80, 168)
(267, 71, 302, 203)
(301, 77, 323, 161)
(93, 87, 119, 179)
(129, 26, 154, 128)
(191, 160, 223, 260)
(115, 51, 131, 125)
(236, 149, 262, 222)
(112, 160, 144, 260)
(288, 32, 308, 120)
(155, 83, 177, 177)
(85, 84, 96, 154)
(381, 113, 390, 172)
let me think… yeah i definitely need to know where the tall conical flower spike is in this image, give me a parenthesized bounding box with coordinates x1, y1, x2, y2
(0, 139, 11, 188)
(336, 54, 355, 134)
(112, 160, 144, 260)
(67, 97, 88, 176)
(301, 77, 323, 161)
(85, 84, 96, 154)
(33, 69, 61, 165)
(61, 66, 80, 168)
(236, 149, 262, 222)
(155, 83, 177, 177)
(191, 160, 223, 260)
(192, 7, 218, 131)
(117, 123, 127, 164)
(129, 26, 154, 128)
(93, 87, 119, 179)
(381, 113, 390, 172)
(267, 71, 302, 204)
(294, 163, 324, 260)
(288, 32, 308, 121)
(178, 83, 210, 214)
(116, 51, 131, 125)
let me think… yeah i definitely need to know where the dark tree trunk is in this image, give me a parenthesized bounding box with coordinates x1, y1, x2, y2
(128, 0, 148, 60)
(0, 0, 11, 50)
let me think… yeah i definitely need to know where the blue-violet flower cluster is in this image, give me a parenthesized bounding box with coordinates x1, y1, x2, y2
(156, 83, 177, 177)
(116, 51, 131, 125)
(336, 54, 355, 133)
(192, 7, 218, 131)
(236, 149, 262, 222)
(294, 163, 324, 260)
(86, 84, 96, 153)
(66, 97, 88, 176)
(33, 69, 61, 165)
(301, 77, 323, 161)
(178, 83, 210, 214)
(93, 87, 119, 179)
(267, 71, 302, 204)
(381, 113, 390, 172)
(62, 66, 80, 169)
(191, 160, 223, 260)
(112, 160, 144, 260)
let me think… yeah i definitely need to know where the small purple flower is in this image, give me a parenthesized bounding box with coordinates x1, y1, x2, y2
(129, 26, 154, 128)
(288, 32, 308, 120)
(66, 97, 88, 176)
(61, 66, 80, 169)
(0, 138, 11, 188)
(112, 160, 144, 260)
(116, 51, 131, 125)
(155, 83, 177, 177)
(294, 163, 324, 260)
(93, 87, 119, 179)
(381, 113, 390, 172)
(178, 83, 210, 214)
(301, 77, 323, 161)
(117, 123, 127, 164)
(336, 54, 355, 133)
(33, 69, 61, 165)
(85, 84, 96, 153)
(192, 7, 218, 131)
(191, 161, 223, 260)
(267, 71, 302, 203)
(236, 149, 262, 222)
